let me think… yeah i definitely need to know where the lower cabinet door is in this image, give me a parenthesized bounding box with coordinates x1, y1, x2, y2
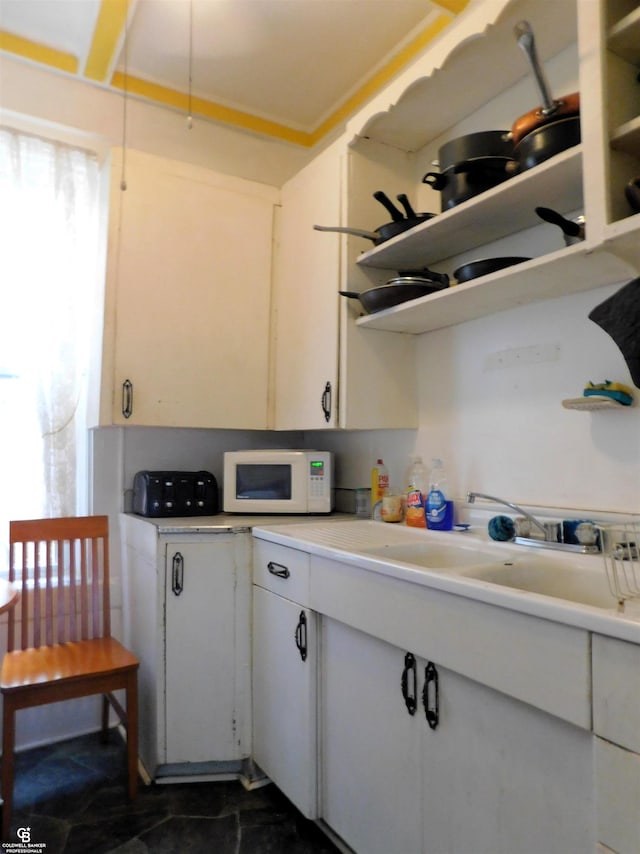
(164, 539, 239, 764)
(320, 618, 422, 854)
(421, 665, 595, 854)
(252, 585, 318, 818)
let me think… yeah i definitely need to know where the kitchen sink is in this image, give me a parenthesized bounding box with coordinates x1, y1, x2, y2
(465, 560, 616, 609)
(359, 541, 514, 571)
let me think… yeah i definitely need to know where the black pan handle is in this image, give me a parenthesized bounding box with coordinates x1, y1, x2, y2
(396, 193, 417, 219)
(373, 190, 405, 222)
(535, 206, 582, 237)
(422, 171, 449, 191)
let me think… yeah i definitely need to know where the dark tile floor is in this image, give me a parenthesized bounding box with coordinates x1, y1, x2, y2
(7, 730, 342, 853)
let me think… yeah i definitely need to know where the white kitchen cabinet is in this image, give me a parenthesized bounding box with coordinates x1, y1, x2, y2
(251, 540, 318, 818)
(320, 618, 422, 854)
(94, 148, 277, 429)
(320, 616, 594, 854)
(592, 633, 640, 854)
(594, 736, 640, 854)
(121, 515, 252, 780)
(271, 137, 417, 429)
(420, 662, 594, 854)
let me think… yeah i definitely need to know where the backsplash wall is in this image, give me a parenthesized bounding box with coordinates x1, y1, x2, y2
(307, 279, 640, 515)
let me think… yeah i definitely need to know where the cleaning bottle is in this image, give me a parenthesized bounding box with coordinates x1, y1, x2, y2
(405, 456, 428, 528)
(370, 458, 389, 521)
(426, 458, 453, 530)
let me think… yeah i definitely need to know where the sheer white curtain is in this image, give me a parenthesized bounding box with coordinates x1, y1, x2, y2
(0, 127, 100, 566)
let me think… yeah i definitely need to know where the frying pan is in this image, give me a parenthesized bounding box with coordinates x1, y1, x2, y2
(340, 281, 446, 314)
(514, 115, 581, 172)
(511, 21, 580, 147)
(453, 256, 531, 283)
(436, 131, 515, 172)
(372, 190, 436, 232)
(314, 191, 436, 245)
(535, 206, 585, 245)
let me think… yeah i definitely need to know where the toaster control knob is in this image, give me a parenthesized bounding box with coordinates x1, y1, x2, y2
(165, 501, 174, 510)
(197, 500, 205, 508)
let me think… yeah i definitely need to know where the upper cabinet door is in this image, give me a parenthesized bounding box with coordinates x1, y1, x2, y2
(97, 148, 276, 428)
(271, 141, 342, 430)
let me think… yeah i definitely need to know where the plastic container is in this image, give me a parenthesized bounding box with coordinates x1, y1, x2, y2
(426, 458, 453, 531)
(382, 488, 403, 522)
(355, 488, 371, 519)
(405, 456, 428, 528)
(371, 459, 389, 521)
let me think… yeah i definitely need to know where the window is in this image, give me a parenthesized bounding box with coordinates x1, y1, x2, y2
(0, 127, 101, 569)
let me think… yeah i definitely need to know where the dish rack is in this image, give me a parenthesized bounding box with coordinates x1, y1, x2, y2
(597, 521, 640, 611)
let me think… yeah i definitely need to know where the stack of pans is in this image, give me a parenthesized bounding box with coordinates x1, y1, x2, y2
(340, 268, 449, 314)
(422, 130, 516, 210)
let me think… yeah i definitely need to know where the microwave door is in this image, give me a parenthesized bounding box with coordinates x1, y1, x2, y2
(236, 464, 292, 501)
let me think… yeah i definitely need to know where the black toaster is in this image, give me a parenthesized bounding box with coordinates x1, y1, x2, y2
(133, 471, 219, 517)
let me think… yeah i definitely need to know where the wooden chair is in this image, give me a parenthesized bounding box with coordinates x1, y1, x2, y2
(1, 516, 139, 839)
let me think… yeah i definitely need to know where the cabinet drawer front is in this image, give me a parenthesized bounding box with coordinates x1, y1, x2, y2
(253, 540, 310, 603)
(593, 634, 640, 752)
(310, 555, 591, 728)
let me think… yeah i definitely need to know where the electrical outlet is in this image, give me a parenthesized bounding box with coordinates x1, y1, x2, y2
(484, 343, 561, 371)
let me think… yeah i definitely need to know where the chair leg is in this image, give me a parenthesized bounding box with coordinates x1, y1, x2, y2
(2, 698, 16, 842)
(126, 672, 138, 800)
(101, 694, 109, 743)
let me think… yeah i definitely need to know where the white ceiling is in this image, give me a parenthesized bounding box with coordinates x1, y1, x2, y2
(0, 0, 467, 144)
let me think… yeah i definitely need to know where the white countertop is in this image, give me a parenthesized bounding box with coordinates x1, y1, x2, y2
(252, 519, 640, 645)
(121, 511, 354, 535)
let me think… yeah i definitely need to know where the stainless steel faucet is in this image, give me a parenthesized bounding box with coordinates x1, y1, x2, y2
(465, 491, 600, 554)
(466, 491, 548, 538)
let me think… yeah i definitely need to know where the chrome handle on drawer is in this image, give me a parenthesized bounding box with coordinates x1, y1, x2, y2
(267, 560, 290, 579)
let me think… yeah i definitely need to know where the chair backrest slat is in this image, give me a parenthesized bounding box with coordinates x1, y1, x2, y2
(80, 537, 89, 640)
(45, 539, 54, 646)
(8, 516, 111, 651)
(32, 543, 41, 648)
(56, 538, 65, 643)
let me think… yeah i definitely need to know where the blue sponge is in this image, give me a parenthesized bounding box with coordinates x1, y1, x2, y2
(488, 515, 516, 541)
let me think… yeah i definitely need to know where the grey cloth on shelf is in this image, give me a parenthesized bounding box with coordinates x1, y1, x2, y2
(588, 277, 640, 389)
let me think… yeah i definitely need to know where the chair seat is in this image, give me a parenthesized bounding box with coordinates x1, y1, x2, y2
(1, 637, 139, 693)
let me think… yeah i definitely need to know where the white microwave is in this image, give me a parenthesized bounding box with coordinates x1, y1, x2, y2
(223, 450, 334, 514)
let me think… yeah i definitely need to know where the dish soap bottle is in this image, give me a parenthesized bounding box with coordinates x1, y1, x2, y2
(371, 458, 389, 521)
(405, 456, 428, 528)
(426, 458, 453, 530)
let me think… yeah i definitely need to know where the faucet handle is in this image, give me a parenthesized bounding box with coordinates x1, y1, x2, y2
(543, 521, 561, 542)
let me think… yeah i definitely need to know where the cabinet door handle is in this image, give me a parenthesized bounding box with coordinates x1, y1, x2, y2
(122, 379, 133, 419)
(267, 560, 290, 579)
(321, 381, 332, 423)
(401, 652, 417, 716)
(172, 552, 184, 596)
(422, 661, 439, 730)
(294, 610, 308, 661)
